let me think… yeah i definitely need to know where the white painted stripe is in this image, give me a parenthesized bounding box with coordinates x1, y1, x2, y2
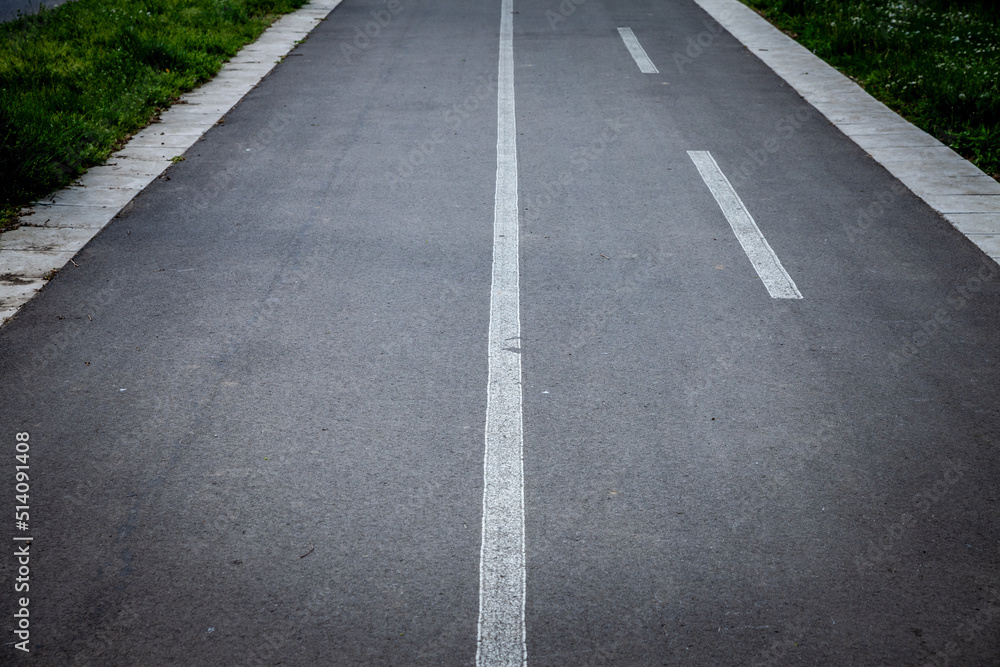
(617, 27, 659, 74)
(476, 0, 526, 664)
(688, 150, 803, 299)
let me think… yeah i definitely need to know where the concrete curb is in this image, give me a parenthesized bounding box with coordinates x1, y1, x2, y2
(0, 0, 343, 324)
(692, 0, 1000, 262)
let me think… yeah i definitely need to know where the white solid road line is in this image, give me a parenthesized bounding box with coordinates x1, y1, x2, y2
(688, 151, 803, 299)
(617, 27, 659, 74)
(476, 0, 527, 663)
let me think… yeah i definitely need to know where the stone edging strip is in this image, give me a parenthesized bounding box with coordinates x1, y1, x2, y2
(0, 0, 342, 324)
(692, 0, 1000, 263)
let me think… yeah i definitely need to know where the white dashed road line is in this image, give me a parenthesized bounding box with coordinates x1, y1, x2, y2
(688, 150, 803, 299)
(476, 0, 527, 664)
(617, 27, 659, 73)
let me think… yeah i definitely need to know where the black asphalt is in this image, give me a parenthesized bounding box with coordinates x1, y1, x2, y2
(2, 0, 999, 664)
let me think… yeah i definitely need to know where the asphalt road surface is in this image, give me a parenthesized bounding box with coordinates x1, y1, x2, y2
(2, 0, 999, 664)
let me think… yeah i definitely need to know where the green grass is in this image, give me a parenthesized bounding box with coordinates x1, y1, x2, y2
(739, 0, 1000, 181)
(0, 0, 308, 230)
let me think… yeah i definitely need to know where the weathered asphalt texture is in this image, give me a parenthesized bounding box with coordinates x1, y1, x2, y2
(3, 0, 1000, 664)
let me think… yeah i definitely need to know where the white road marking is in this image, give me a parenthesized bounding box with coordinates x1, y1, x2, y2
(617, 27, 659, 74)
(476, 0, 526, 664)
(688, 150, 803, 299)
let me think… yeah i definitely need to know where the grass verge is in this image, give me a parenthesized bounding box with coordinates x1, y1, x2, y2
(738, 0, 1000, 181)
(0, 0, 308, 231)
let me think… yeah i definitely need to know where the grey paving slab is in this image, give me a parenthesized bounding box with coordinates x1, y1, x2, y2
(0, 282, 44, 323)
(145, 116, 218, 134)
(846, 131, 946, 148)
(178, 92, 249, 105)
(20, 205, 120, 229)
(234, 49, 291, 58)
(111, 146, 189, 162)
(210, 69, 274, 83)
(822, 109, 914, 125)
(0, 226, 102, 253)
(252, 35, 307, 45)
(269, 19, 325, 29)
(923, 194, 1000, 214)
(839, 121, 929, 135)
(179, 82, 256, 95)
(865, 146, 993, 174)
(38, 186, 144, 208)
(893, 174, 1000, 197)
(226, 56, 283, 65)
(75, 171, 158, 191)
(240, 43, 298, 53)
(99, 159, 168, 176)
(0, 249, 76, 278)
(965, 234, 1000, 258)
(949, 213, 1000, 235)
(128, 131, 205, 148)
(161, 103, 235, 116)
